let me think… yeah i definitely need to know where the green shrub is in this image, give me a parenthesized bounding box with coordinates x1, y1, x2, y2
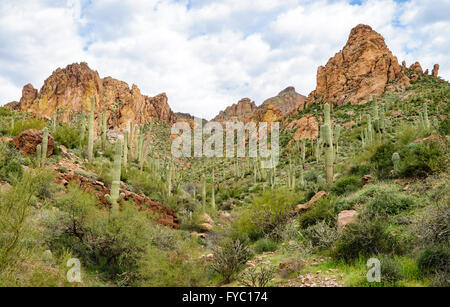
(33, 168, 57, 200)
(398, 141, 446, 178)
(379, 255, 403, 286)
(437, 117, 450, 135)
(332, 217, 402, 262)
(0, 142, 23, 183)
(9, 119, 45, 136)
(252, 238, 278, 253)
(415, 203, 450, 247)
(417, 245, 450, 279)
(210, 239, 253, 284)
(54, 123, 81, 149)
(331, 175, 363, 196)
(302, 220, 338, 250)
(232, 188, 301, 240)
(298, 196, 336, 229)
(137, 247, 207, 287)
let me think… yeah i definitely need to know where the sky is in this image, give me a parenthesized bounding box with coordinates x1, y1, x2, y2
(0, 0, 449, 119)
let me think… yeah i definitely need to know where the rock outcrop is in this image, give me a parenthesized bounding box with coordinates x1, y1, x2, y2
(260, 87, 307, 114)
(213, 98, 257, 122)
(248, 104, 283, 123)
(11, 129, 55, 156)
(409, 62, 423, 74)
(19, 62, 175, 129)
(286, 114, 319, 141)
(432, 64, 440, 77)
(307, 24, 410, 107)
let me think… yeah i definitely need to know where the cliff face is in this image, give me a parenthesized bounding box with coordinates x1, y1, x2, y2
(213, 98, 257, 122)
(19, 62, 175, 129)
(307, 24, 410, 107)
(260, 87, 307, 114)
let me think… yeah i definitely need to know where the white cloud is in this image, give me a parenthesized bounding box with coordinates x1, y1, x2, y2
(0, 0, 448, 119)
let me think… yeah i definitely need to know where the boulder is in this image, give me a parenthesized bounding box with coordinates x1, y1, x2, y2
(278, 258, 305, 278)
(337, 210, 359, 230)
(11, 129, 54, 156)
(361, 175, 374, 185)
(432, 64, 440, 77)
(287, 114, 319, 141)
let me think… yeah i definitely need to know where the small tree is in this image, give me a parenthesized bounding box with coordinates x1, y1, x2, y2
(210, 239, 252, 284)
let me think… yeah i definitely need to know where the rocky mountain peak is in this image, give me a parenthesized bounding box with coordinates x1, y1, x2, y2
(18, 62, 175, 129)
(307, 24, 410, 107)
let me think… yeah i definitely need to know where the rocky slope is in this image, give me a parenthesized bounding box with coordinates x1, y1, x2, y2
(213, 98, 257, 122)
(307, 24, 411, 107)
(260, 87, 307, 114)
(18, 62, 176, 129)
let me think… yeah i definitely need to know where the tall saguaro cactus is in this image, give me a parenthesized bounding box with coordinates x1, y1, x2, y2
(123, 131, 128, 169)
(79, 112, 86, 149)
(211, 171, 216, 210)
(201, 175, 206, 212)
(87, 97, 95, 162)
(322, 103, 334, 186)
(41, 127, 49, 165)
(105, 139, 125, 212)
(101, 108, 107, 150)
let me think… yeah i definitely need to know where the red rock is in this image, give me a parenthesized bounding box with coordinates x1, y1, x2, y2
(11, 129, 54, 156)
(432, 64, 440, 77)
(19, 62, 175, 129)
(295, 191, 327, 212)
(337, 210, 359, 230)
(307, 25, 410, 107)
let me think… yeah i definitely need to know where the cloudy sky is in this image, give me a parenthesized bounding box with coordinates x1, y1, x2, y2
(0, 0, 449, 119)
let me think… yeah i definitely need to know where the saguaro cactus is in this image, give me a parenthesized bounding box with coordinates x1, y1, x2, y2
(87, 97, 95, 162)
(334, 124, 341, 155)
(41, 127, 49, 165)
(79, 112, 86, 149)
(101, 108, 107, 150)
(211, 171, 216, 210)
(392, 152, 400, 174)
(201, 175, 206, 212)
(123, 131, 128, 169)
(322, 103, 334, 186)
(36, 144, 42, 167)
(105, 139, 125, 211)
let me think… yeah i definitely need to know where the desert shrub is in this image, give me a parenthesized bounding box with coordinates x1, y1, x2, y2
(210, 239, 253, 283)
(0, 107, 13, 117)
(238, 265, 276, 287)
(331, 175, 362, 196)
(414, 203, 450, 247)
(252, 238, 278, 253)
(232, 188, 301, 241)
(417, 245, 450, 278)
(9, 119, 45, 136)
(137, 247, 207, 287)
(53, 123, 81, 149)
(301, 220, 338, 250)
(437, 117, 450, 135)
(379, 255, 403, 286)
(33, 168, 57, 200)
(398, 141, 446, 178)
(0, 171, 39, 273)
(298, 196, 337, 229)
(332, 217, 402, 262)
(148, 225, 178, 250)
(337, 184, 415, 217)
(368, 142, 396, 178)
(0, 142, 23, 183)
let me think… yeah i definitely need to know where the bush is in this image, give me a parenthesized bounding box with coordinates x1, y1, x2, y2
(415, 203, 450, 247)
(332, 217, 402, 262)
(232, 188, 301, 240)
(33, 168, 57, 200)
(252, 238, 278, 253)
(379, 255, 402, 286)
(298, 196, 336, 229)
(331, 175, 363, 196)
(398, 141, 446, 178)
(137, 247, 207, 287)
(9, 119, 45, 136)
(302, 220, 338, 250)
(0, 142, 23, 183)
(54, 123, 81, 149)
(210, 239, 253, 283)
(417, 245, 450, 279)
(437, 117, 450, 135)
(238, 265, 276, 287)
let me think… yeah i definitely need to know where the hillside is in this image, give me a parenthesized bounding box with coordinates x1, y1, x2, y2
(0, 24, 448, 288)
